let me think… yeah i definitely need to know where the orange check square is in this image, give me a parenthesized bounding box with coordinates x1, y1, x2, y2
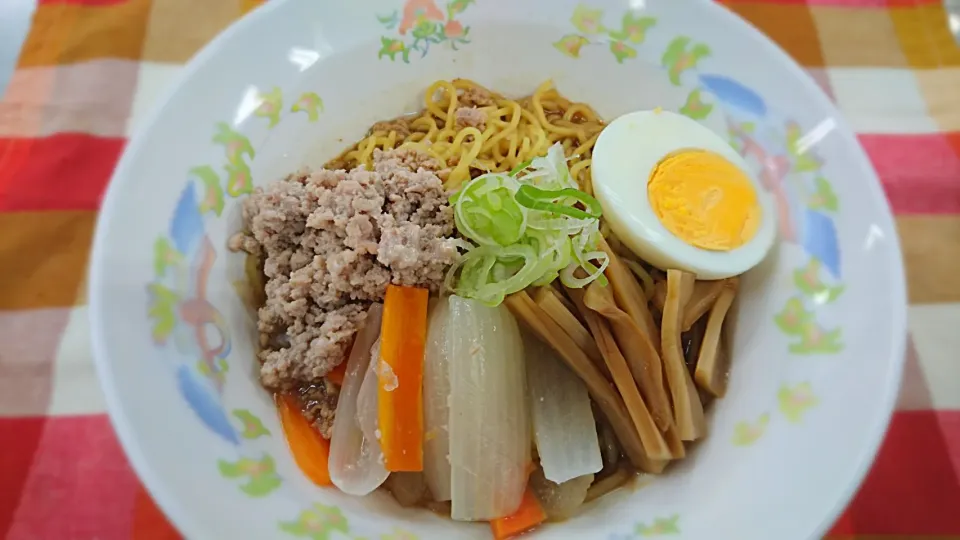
(720, 2, 826, 67)
(890, 4, 960, 68)
(141, 0, 249, 63)
(0, 210, 96, 310)
(809, 6, 908, 67)
(17, 0, 152, 67)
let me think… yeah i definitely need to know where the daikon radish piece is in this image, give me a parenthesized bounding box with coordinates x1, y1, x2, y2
(529, 467, 593, 522)
(448, 296, 530, 521)
(328, 305, 389, 495)
(423, 298, 453, 501)
(525, 334, 603, 484)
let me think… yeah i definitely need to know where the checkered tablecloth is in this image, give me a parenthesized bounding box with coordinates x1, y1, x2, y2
(1, 0, 958, 538)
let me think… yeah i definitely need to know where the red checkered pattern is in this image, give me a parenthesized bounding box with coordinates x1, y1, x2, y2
(1, 0, 958, 537)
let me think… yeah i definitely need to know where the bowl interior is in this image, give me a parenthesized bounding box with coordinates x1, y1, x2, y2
(90, 1, 907, 539)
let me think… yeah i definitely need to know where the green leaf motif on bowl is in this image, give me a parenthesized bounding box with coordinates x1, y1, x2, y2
(233, 409, 271, 439)
(774, 295, 844, 353)
(291, 92, 325, 122)
(152, 237, 184, 278)
(571, 4, 605, 35)
(793, 259, 844, 304)
(213, 122, 256, 163)
(609, 41, 638, 64)
(608, 12, 656, 43)
(679, 89, 713, 121)
(778, 382, 819, 423)
(809, 176, 839, 212)
(774, 297, 814, 336)
(147, 283, 179, 345)
(789, 323, 843, 355)
(554, 34, 590, 58)
(279, 503, 350, 540)
(661, 37, 710, 86)
(191, 166, 225, 217)
(218, 454, 282, 497)
(225, 160, 254, 197)
(556, 5, 656, 63)
(256, 87, 284, 128)
(731, 413, 770, 447)
(635, 514, 680, 536)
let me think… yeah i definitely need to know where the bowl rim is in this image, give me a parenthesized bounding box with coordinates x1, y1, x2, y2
(88, 0, 909, 538)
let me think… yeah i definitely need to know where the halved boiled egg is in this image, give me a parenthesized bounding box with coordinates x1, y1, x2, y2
(592, 109, 776, 280)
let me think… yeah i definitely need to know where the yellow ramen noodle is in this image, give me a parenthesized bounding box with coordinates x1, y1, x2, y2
(329, 79, 606, 192)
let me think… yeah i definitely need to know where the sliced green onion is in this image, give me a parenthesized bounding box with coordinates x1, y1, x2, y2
(508, 159, 533, 177)
(515, 185, 602, 220)
(446, 142, 607, 305)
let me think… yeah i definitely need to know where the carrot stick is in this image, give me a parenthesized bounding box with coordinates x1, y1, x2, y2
(378, 284, 429, 472)
(490, 487, 546, 540)
(275, 394, 332, 486)
(326, 360, 348, 386)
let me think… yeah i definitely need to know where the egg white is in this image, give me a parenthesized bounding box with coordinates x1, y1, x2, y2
(591, 110, 777, 280)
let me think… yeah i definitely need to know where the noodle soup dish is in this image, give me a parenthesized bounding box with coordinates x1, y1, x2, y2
(89, 2, 907, 540)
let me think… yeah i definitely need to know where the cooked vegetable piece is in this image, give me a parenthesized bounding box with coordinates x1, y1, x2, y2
(681, 280, 727, 331)
(595, 409, 622, 473)
(695, 279, 739, 398)
(378, 285, 429, 472)
(357, 342, 382, 446)
(653, 280, 667, 313)
(567, 284, 672, 461)
(621, 257, 656, 300)
(490, 487, 547, 540)
(423, 298, 453, 501)
(529, 467, 593, 522)
(583, 283, 672, 432)
(682, 317, 708, 374)
(661, 270, 706, 441)
(597, 237, 660, 350)
(276, 394, 332, 487)
(384, 472, 428, 507)
(448, 296, 530, 521)
(505, 292, 662, 473)
(534, 286, 607, 379)
(525, 333, 603, 484)
(652, 279, 729, 331)
(585, 464, 634, 502)
(448, 143, 609, 305)
(328, 305, 389, 495)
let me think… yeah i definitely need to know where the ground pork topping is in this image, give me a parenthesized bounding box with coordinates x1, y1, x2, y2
(370, 119, 412, 139)
(455, 106, 486, 131)
(231, 148, 459, 397)
(459, 86, 496, 108)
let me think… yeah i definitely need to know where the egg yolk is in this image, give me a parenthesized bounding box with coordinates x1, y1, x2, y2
(647, 149, 761, 251)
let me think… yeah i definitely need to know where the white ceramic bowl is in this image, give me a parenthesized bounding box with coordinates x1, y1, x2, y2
(89, 1, 907, 538)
